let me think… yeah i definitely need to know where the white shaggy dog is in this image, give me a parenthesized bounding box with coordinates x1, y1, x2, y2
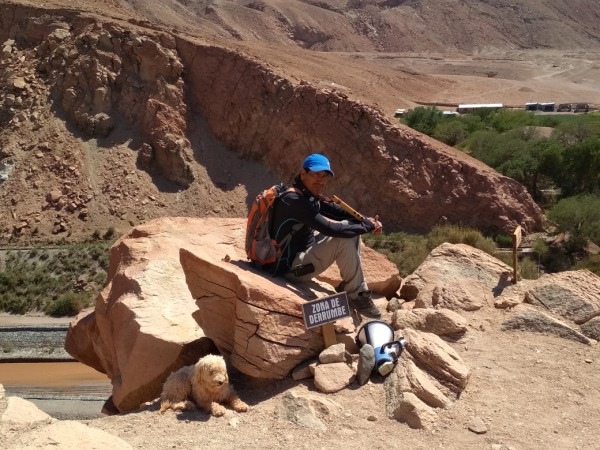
(159, 354, 249, 416)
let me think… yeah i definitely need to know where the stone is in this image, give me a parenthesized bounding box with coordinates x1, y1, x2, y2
(46, 190, 62, 203)
(524, 270, 600, 324)
(356, 344, 375, 386)
(468, 416, 488, 434)
(404, 359, 451, 408)
(68, 217, 394, 411)
(502, 305, 594, 345)
(432, 278, 492, 311)
(403, 328, 471, 391)
(278, 390, 342, 430)
(313, 362, 356, 393)
(12, 77, 27, 89)
(401, 243, 514, 308)
(1, 396, 52, 425)
(392, 308, 468, 336)
(292, 359, 316, 381)
(391, 392, 438, 430)
(581, 316, 600, 341)
(6, 419, 133, 449)
(65, 218, 221, 412)
(319, 343, 347, 364)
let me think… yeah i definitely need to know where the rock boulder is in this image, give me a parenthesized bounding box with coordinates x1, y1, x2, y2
(66, 217, 400, 411)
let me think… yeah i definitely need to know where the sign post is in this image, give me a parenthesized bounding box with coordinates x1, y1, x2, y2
(302, 292, 351, 348)
(512, 226, 522, 284)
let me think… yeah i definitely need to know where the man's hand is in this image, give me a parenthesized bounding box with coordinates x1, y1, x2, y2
(370, 215, 383, 235)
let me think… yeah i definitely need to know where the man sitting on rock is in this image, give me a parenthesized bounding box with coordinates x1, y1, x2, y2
(269, 153, 383, 318)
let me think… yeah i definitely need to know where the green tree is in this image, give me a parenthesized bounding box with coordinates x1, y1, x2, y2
(548, 195, 600, 247)
(404, 106, 443, 136)
(458, 113, 486, 134)
(433, 119, 468, 146)
(558, 136, 600, 196)
(552, 122, 594, 147)
(489, 109, 535, 133)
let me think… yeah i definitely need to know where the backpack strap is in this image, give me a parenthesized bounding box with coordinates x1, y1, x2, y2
(271, 186, 304, 274)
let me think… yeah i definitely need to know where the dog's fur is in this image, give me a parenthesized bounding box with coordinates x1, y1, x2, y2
(159, 354, 249, 416)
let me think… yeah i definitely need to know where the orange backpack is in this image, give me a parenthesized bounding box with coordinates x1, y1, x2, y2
(245, 184, 301, 269)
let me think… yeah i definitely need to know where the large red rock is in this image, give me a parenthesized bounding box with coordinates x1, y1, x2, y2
(66, 217, 400, 411)
(65, 218, 221, 412)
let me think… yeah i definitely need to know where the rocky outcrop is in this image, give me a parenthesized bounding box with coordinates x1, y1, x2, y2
(523, 270, 600, 325)
(391, 308, 468, 337)
(65, 218, 218, 412)
(0, 386, 131, 449)
(178, 37, 543, 235)
(66, 217, 400, 411)
(385, 328, 471, 429)
(1, 5, 543, 236)
(2, 7, 194, 186)
(400, 243, 513, 308)
(400, 243, 600, 344)
(502, 305, 594, 345)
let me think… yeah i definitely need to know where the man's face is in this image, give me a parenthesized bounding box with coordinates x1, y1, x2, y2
(300, 169, 330, 196)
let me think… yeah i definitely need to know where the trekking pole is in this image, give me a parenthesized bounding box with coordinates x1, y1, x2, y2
(331, 195, 365, 221)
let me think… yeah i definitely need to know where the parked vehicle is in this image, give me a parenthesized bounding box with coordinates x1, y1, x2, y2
(557, 103, 572, 112)
(574, 103, 589, 113)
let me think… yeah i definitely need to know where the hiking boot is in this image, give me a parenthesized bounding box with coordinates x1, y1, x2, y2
(335, 282, 346, 293)
(349, 290, 382, 319)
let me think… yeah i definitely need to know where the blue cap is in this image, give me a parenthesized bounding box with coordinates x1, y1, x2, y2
(303, 154, 334, 177)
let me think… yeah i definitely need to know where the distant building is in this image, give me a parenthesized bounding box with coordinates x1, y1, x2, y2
(456, 103, 503, 114)
(538, 102, 555, 112)
(525, 102, 555, 112)
(525, 102, 539, 111)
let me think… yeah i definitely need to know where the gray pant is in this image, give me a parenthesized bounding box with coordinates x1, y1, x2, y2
(286, 232, 368, 300)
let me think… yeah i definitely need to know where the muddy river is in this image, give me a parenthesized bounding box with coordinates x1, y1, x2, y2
(0, 361, 112, 419)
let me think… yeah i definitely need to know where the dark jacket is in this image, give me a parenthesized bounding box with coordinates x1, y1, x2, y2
(269, 176, 375, 275)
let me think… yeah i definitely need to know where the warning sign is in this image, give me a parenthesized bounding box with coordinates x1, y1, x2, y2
(302, 292, 350, 330)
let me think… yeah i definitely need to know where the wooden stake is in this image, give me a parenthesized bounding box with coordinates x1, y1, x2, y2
(512, 226, 522, 284)
(321, 323, 337, 348)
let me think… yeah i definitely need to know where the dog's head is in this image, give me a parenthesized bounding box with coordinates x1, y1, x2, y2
(194, 354, 229, 389)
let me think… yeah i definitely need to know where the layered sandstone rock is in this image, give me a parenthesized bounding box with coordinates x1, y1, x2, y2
(66, 217, 400, 411)
(384, 328, 471, 429)
(65, 218, 219, 412)
(400, 243, 600, 344)
(400, 242, 513, 308)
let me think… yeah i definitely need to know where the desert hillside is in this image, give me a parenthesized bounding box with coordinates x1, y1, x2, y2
(2, 0, 599, 245)
(44, 0, 600, 53)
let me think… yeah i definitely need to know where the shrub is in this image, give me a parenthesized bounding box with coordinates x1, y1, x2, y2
(519, 257, 541, 280)
(426, 224, 497, 255)
(365, 225, 501, 277)
(494, 235, 513, 248)
(532, 238, 549, 259)
(44, 292, 91, 317)
(103, 226, 115, 240)
(404, 106, 443, 135)
(364, 232, 428, 277)
(574, 255, 600, 276)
